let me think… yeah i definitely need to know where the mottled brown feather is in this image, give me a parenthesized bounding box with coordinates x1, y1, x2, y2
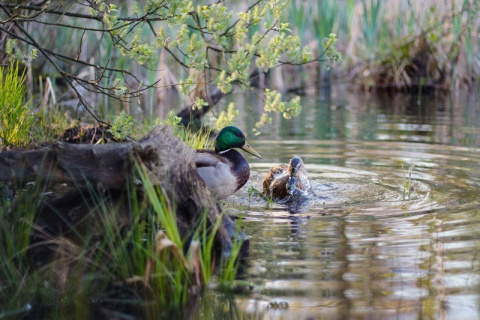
(262, 157, 310, 199)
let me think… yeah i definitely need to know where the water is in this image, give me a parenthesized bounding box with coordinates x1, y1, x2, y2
(202, 90, 480, 319)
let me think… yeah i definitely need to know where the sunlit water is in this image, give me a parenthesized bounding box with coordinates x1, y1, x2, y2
(200, 90, 480, 319)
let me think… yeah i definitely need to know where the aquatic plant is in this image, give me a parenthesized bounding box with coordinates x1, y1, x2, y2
(353, 0, 480, 90)
(361, 0, 382, 51)
(218, 219, 245, 288)
(247, 185, 273, 206)
(287, 0, 480, 91)
(402, 163, 415, 200)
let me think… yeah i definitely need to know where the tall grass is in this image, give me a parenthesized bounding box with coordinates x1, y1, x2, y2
(287, 0, 480, 90)
(0, 62, 33, 147)
(0, 174, 60, 318)
(0, 154, 243, 318)
(192, 204, 224, 285)
(159, 110, 213, 149)
(361, 0, 382, 51)
(0, 62, 68, 148)
(218, 219, 245, 288)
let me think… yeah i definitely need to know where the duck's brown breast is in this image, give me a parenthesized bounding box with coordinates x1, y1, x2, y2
(222, 149, 251, 191)
(262, 164, 289, 197)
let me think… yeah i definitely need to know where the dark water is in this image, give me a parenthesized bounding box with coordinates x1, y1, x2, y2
(201, 89, 480, 319)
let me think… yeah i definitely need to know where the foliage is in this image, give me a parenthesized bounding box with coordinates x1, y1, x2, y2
(253, 89, 301, 135)
(6, 39, 38, 62)
(0, 62, 33, 147)
(322, 33, 343, 68)
(108, 110, 135, 141)
(0, 0, 340, 130)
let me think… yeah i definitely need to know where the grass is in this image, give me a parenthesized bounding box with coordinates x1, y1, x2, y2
(0, 62, 68, 148)
(0, 62, 33, 147)
(247, 185, 273, 206)
(361, 0, 382, 51)
(218, 218, 244, 288)
(0, 146, 243, 318)
(0, 175, 56, 317)
(154, 110, 213, 149)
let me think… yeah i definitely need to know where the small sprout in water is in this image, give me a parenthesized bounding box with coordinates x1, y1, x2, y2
(402, 163, 415, 200)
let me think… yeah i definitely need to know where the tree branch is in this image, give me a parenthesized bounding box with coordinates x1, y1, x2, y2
(0, 4, 106, 124)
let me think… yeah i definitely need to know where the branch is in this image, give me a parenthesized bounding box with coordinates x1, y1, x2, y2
(0, 4, 106, 125)
(0, 2, 173, 24)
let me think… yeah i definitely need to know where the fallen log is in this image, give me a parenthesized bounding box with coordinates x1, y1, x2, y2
(0, 125, 241, 256)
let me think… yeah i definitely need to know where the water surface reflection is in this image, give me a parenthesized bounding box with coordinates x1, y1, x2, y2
(202, 90, 480, 319)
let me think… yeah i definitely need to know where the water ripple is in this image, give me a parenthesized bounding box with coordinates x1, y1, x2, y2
(217, 138, 480, 319)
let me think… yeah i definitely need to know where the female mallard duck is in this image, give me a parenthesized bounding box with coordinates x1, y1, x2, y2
(262, 156, 311, 200)
(195, 126, 261, 200)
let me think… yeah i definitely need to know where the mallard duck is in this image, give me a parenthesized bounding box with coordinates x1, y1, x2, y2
(262, 156, 311, 200)
(195, 126, 261, 200)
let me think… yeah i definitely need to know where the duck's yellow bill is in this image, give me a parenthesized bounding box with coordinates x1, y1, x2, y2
(241, 141, 262, 159)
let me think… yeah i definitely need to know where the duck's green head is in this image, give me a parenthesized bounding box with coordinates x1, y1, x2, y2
(215, 126, 262, 159)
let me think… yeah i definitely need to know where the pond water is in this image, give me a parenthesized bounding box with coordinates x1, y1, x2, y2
(201, 89, 480, 319)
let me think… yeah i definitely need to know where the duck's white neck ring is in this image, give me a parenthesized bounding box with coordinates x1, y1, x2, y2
(218, 149, 231, 154)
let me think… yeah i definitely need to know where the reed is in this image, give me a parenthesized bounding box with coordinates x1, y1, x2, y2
(402, 163, 415, 200)
(361, 0, 382, 51)
(218, 218, 244, 288)
(288, 0, 480, 90)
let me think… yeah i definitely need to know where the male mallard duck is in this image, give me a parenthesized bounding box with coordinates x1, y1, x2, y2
(195, 126, 261, 200)
(262, 156, 311, 200)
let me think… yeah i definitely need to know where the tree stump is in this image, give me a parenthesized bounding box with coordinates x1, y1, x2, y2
(0, 125, 241, 255)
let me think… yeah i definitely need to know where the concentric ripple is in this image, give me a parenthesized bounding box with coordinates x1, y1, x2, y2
(216, 140, 480, 319)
